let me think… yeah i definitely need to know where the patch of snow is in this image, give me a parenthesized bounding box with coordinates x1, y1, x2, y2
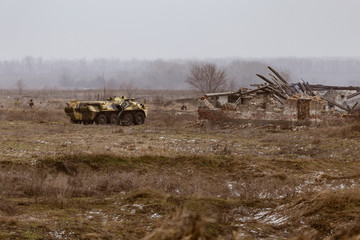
(89, 211, 101, 215)
(254, 209, 271, 219)
(133, 204, 144, 210)
(151, 213, 162, 219)
(263, 214, 288, 226)
(50, 230, 66, 239)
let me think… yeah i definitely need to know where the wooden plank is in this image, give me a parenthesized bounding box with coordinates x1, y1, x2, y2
(351, 102, 359, 112)
(256, 74, 276, 86)
(242, 86, 267, 95)
(268, 66, 288, 84)
(266, 85, 288, 99)
(269, 73, 295, 95)
(348, 91, 360, 99)
(322, 97, 351, 112)
(309, 84, 360, 91)
(304, 81, 315, 96)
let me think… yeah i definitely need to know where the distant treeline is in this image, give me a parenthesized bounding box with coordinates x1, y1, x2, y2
(0, 57, 359, 90)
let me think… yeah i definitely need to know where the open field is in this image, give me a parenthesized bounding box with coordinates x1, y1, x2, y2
(1, 91, 360, 239)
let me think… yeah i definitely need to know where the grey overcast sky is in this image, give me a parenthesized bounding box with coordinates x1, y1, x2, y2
(0, 0, 359, 60)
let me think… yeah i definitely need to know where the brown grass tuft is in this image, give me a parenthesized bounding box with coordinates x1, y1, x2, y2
(330, 221, 360, 240)
(327, 123, 360, 139)
(0, 198, 16, 215)
(143, 211, 201, 240)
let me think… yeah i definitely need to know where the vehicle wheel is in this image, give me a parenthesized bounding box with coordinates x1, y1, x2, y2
(95, 113, 107, 125)
(134, 112, 145, 125)
(121, 113, 133, 126)
(70, 119, 79, 124)
(109, 113, 119, 125)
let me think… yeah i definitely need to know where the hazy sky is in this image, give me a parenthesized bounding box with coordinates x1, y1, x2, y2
(1, 0, 359, 60)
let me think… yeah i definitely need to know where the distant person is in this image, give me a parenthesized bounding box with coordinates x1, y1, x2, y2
(14, 98, 20, 107)
(29, 99, 34, 108)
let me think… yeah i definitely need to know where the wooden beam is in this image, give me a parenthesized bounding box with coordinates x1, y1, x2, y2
(256, 74, 276, 86)
(268, 66, 288, 84)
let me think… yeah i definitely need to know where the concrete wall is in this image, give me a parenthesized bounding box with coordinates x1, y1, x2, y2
(198, 93, 339, 124)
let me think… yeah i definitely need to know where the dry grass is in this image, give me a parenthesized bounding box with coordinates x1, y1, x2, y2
(0, 108, 67, 122)
(0, 154, 305, 201)
(0, 90, 360, 239)
(287, 189, 360, 239)
(327, 122, 360, 139)
(0, 152, 359, 239)
(143, 211, 201, 240)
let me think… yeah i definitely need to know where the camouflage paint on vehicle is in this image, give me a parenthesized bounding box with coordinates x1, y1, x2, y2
(64, 96, 148, 126)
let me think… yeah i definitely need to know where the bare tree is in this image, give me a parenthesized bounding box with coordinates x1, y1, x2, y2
(16, 79, 25, 96)
(153, 95, 164, 110)
(120, 81, 139, 98)
(186, 63, 227, 94)
(228, 79, 239, 92)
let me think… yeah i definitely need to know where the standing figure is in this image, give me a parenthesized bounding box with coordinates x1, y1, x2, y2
(29, 99, 34, 108)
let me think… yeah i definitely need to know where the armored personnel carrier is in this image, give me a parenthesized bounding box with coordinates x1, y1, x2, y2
(64, 96, 147, 126)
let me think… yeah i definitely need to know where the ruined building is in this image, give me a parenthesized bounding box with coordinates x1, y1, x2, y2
(198, 66, 360, 125)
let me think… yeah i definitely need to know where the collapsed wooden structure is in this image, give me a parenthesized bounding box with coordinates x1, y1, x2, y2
(198, 66, 360, 124)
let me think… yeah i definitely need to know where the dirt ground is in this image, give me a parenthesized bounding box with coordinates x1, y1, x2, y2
(1, 90, 360, 239)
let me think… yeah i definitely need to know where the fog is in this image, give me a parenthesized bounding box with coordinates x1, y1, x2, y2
(1, 0, 359, 90)
(0, 57, 359, 90)
(2, 0, 360, 60)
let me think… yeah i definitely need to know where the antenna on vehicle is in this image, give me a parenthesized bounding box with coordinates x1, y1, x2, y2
(103, 72, 106, 99)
